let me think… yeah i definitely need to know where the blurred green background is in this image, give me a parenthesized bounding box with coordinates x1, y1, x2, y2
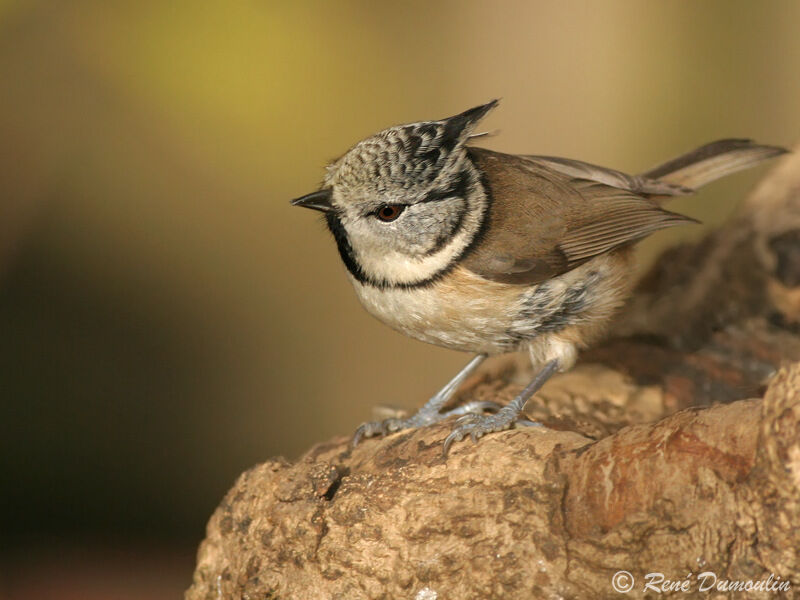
(1, 1, 798, 597)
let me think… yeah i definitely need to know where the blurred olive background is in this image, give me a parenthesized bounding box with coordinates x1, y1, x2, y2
(1, 0, 799, 597)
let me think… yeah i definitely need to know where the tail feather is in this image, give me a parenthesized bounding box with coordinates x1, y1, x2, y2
(641, 138, 788, 190)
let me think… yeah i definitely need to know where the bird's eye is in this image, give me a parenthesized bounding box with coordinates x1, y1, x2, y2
(375, 204, 405, 222)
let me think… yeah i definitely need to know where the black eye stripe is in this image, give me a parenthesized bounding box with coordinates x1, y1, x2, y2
(357, 169, 471, 218)
(419, 169, 471, 204)
(419, 189, 457, 204)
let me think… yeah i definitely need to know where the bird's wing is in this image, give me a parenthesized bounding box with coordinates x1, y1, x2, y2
(462, 148, 694, 285)
(521, 154, 694, 197)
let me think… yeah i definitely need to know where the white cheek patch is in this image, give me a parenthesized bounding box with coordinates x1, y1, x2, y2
(354, 226, 471, 284)
(352, 192, 488, 287)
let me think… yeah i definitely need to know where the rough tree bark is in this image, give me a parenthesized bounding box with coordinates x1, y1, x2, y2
(186, 147, 800, 600)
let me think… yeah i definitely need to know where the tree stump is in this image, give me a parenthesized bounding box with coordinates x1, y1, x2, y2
(186, 147, 800, 599)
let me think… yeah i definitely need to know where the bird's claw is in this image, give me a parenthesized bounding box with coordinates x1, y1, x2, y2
(352, 418, 405, 447)
(352, 401, 502, 448)
(442, 410, 542, 457)
(442, 413, 489, 456)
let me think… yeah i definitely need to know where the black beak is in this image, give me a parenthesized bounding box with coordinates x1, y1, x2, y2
(291, 189, 333, 213)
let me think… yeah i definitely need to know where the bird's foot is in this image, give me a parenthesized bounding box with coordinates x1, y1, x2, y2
(442, 407, 544, 456)
(441, 359, 559, 456)
(352, 400, 501, 447)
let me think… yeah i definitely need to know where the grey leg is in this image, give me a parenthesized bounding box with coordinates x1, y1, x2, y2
(352, 354, 489, 447)
(442, 359, 559, 457)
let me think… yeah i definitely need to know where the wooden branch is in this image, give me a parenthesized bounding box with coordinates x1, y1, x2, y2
(186, 147, 800, 599)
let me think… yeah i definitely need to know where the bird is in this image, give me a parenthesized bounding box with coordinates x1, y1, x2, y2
(291, 100, 786, 455)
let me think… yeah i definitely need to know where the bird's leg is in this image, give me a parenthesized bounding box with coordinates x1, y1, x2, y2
(442, 359, 560, 456)
(352, 353, 491, 446)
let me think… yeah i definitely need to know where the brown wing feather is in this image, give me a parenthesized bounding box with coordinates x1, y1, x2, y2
(463, 148, 695, 285)
(560, 179, 696, 262)
(522, 154, 694, 197)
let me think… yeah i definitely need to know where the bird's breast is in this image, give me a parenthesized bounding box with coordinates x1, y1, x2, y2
(349, 252, 632, 355)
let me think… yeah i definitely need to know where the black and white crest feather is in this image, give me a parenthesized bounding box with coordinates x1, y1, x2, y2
(325, 100, 498, 196)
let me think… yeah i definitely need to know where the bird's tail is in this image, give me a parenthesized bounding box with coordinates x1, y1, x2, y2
(640, 139, 788, 191)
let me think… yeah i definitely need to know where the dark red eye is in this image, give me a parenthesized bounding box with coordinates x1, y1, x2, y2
(376, 204, 405, 222)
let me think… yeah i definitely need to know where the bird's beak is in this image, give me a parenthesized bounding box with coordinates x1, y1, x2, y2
(291, 189, 333, 212)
